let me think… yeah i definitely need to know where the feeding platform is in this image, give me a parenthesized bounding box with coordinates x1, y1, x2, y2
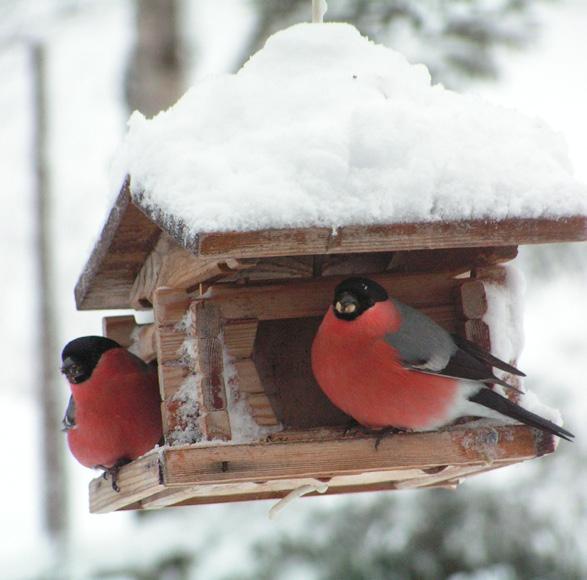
(72, 22, 587, 513)
(75, 182, 586, 513)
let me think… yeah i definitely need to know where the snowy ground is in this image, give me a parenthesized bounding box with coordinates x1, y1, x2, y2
(0, 1, 586, 578)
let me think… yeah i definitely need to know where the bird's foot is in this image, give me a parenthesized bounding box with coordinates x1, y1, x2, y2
(341, 421, 408, 449)
(372, 426, 408, 450)
(99, 458, 131, 493)
(342, 418, 361, 436)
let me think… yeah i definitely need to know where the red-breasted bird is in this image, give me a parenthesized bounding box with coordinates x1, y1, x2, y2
(61, 336, 163, 490)
(311, 277, 573, 441)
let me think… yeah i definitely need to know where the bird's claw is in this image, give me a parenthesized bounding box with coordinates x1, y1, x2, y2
(373, 426, 407, 450)
(99, 458, 131, 493)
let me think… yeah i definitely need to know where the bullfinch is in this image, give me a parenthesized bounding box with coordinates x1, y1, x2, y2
(311, 277, 573, 441)
(61, 336, 163, 491)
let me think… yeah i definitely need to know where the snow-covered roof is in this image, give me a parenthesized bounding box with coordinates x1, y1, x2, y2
(76, 23, 587, 311)
(117, 23, 587, 235)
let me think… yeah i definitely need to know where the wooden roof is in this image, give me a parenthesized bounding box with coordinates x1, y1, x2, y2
(75, 177, 587, 310)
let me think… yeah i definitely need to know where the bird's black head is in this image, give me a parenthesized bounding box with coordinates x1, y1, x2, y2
(332, 277, 389, 321)
(61, 336, 120, 384)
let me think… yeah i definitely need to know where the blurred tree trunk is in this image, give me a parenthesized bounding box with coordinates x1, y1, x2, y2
(125, 0, 185, 116)
(31, 40, 69, 552)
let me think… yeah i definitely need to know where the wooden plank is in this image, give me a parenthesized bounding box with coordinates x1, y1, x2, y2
(458, 280, 488, 320)
(102, 315, 136, 348)
(202, 271, 460, 322)
(161, 425, 544, 487)
(203, 410, 232, 441)
(388, 246, 518, 275)
(157, 364, 190, 399)
(156, 328, 185, 366)
(89, 451, 164, 514)
(139, 468, 430, 509)
(195, 216, 587, 259)
(130, 323, 157, 363)
(222, 256, 312, 282)
(75, 180, 162, 310)
(233, 360, 265, 394)
(223, 319, 258, 359)
(319, 253, 393, 276)
(464, 319, 492, 352)
(190, 301, 232, 440)
(129, 234, 170, 309)
(153, 287, 191, 327)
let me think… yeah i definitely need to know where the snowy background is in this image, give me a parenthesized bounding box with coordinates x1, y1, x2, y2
(1, 1, 586, 578)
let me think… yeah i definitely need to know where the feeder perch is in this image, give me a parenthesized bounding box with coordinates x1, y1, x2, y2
(75, 178, 587, 513)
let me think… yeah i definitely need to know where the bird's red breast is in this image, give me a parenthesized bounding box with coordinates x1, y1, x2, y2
(311, 301, 459, 430)
(67, 348, 162, 468)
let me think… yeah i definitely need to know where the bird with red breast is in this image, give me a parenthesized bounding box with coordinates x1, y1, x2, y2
(61, 336, 163, 491)
(311, 277, 573, 442)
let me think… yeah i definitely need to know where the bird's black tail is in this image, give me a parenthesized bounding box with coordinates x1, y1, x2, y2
(469, 388, 574, 442)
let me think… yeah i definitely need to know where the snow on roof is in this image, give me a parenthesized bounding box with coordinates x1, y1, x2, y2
(117, 23, 587, 234)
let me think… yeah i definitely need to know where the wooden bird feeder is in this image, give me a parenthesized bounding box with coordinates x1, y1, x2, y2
(75, 177, 587, 513)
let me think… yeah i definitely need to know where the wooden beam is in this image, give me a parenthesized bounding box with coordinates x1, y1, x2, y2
(89, 451, 164, 514)
(75, 180, 162, 310)
(102, 315, 137, 348)
(194, 216, 587, 259)
(388, 246, 518, 275)
(190, 301, 232, 440)
(89, 424, 552, 512)
(223, 319, 258, 359)
(161, 424, 545, 487)
(200, 271, 460, 323)
(130, 234, 257, 308)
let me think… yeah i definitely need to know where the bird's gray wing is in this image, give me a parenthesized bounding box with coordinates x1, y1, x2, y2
(384, 299, 457, 372)
(384, 299, 522, 390)
(62, 395, 76, 432)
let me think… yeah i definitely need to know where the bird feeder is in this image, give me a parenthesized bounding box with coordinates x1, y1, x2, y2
(74, 178, 587, 514)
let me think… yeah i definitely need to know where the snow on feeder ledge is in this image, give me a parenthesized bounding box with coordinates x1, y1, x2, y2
(74, 23, 587, 513)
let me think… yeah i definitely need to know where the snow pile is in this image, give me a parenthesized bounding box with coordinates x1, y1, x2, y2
(222, 350, 281, 444)
(482, 265, 563, 426)
(117, 23, 587, 235)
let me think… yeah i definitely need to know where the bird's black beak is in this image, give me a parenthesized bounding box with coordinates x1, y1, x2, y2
(61, 356, 87, 384)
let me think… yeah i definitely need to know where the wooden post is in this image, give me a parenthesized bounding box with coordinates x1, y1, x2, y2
(190, 301, 232, 440)
(153, 288, 197, 444)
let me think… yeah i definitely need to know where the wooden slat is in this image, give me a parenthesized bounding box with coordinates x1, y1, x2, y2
(138, 467, 441, 509)
(152, 288, 194, 443)
(153, 287, 191, 327)
(388, 246, 518, 275)
(90, 425, 552, 512)
(195, 216, 587, 259)
(130, 323, 157, 363)
(191, 301, 232, 440)
(233, 360, 265, 394)
(458, 280, 488, 320)
(464, 319, 491, 352)
(222, 256, 312, 282)
(129, 234, 170, 309)
(102, 315, 136, 348)
(89, 451, 164, 514)
(75, 180, 162, 310)
(201, 271, 459, 322)
(223, 319, 259, 359)
(161, 425, 544, 487)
